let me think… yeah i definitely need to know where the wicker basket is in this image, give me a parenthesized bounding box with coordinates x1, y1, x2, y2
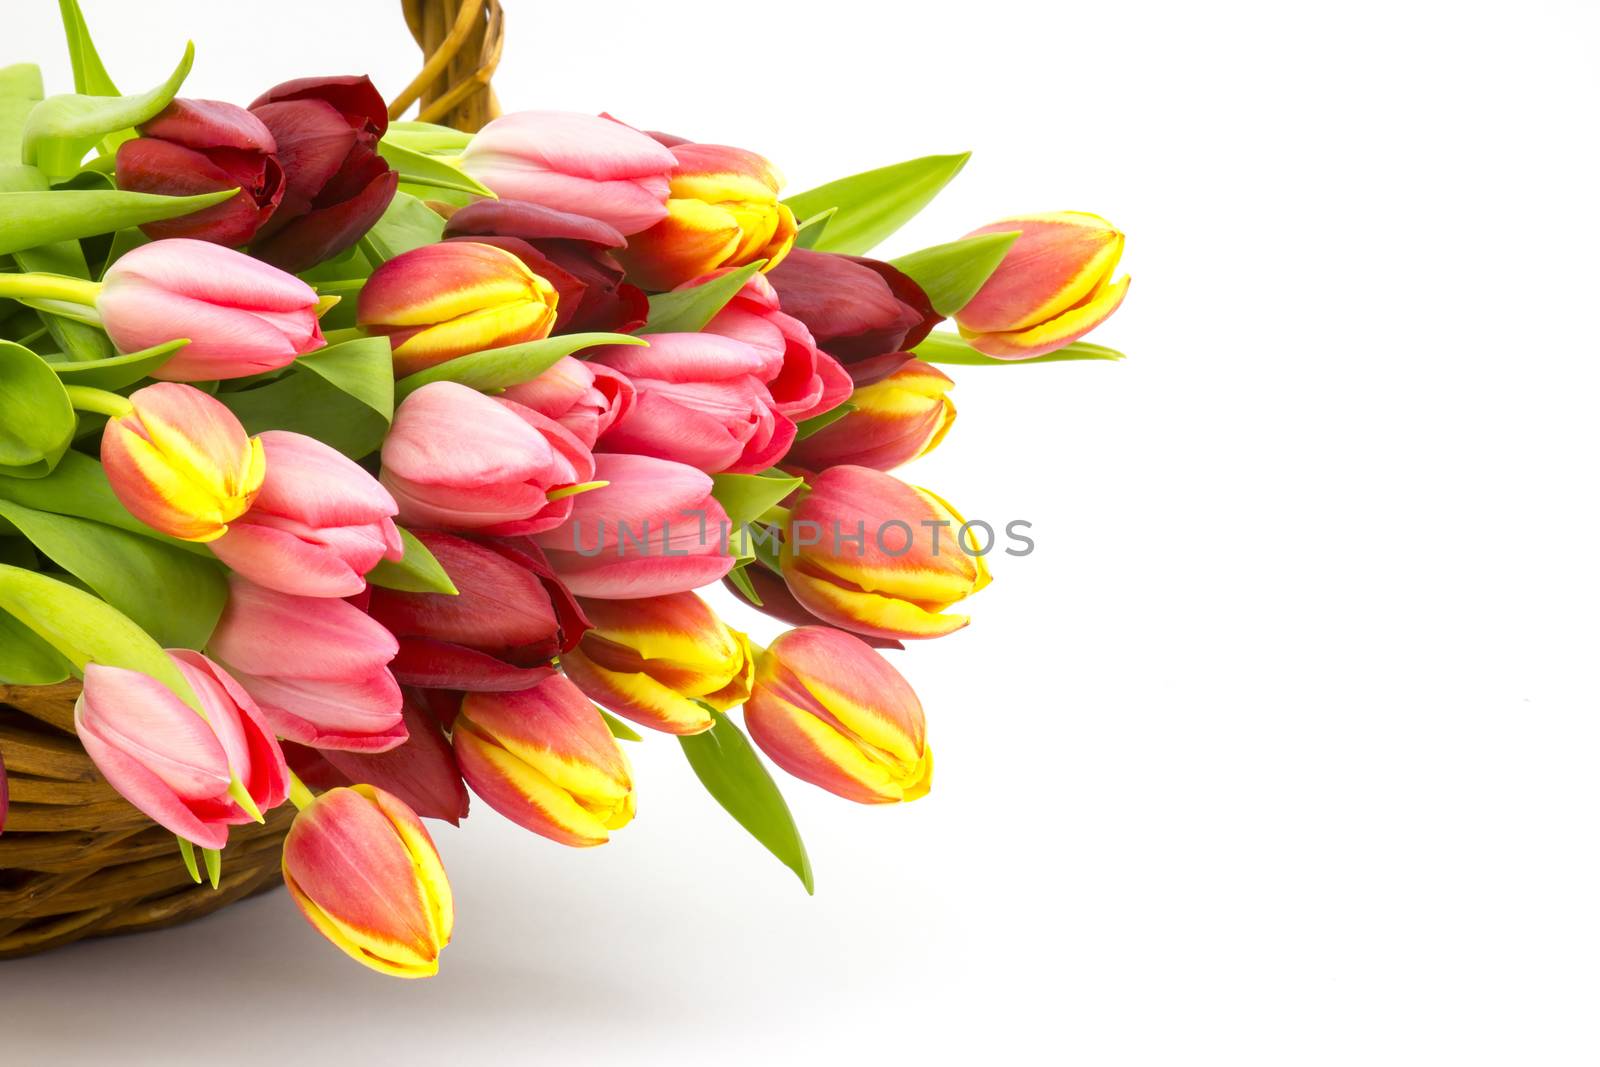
(0, 0, 501, 959)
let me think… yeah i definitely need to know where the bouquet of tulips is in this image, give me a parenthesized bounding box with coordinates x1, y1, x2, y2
(0, 2, 1129, 977)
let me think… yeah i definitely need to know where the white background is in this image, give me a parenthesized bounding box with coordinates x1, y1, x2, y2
(4, 1, 1600, 1063)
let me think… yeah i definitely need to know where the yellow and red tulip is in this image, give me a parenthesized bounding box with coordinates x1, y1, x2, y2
(560, 591, 754, 736)
(785, 360, 955, 473)
(282, 784, 453, 978)
(452, 674, 636, 847)
(357, 241, 560, 377)
(615, 144, 798, 291)
(100, 382, 266, 542)
(954, 212, 1129, 359)
(780, 465, 990, 640)
(744, 627, 931, 804)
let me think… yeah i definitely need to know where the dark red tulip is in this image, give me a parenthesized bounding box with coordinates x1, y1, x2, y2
(444, 198, 648, 333)
(248, 75, 398, 273)
(722, 565, 905, 650)
(365, 530, 589, 692)
(765, 248, 941, 378)
(115, 99, 285, 246)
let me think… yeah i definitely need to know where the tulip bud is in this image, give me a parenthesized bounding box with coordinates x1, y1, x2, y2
(744, 627, 931, 803)
(115, 98, 285, 246)
(367, 531, 587, 691)
(453, 674, 636, 847)
(498, 356, 634, 449)
(615, 144, 798, 291)
(785, 361, 955, 473)
(780, 465, 990, 640)
(459, 110, 677, 236)
(358, 242, 561, 377)
(98, 238, 326, 381)
(722, 564, 905, 650)
(766, 248, 941, 370)
(75, 651, 289, 848)
(954, 212, 1130, 359)
(560, 592, 753, 736)
(248, 76, 399, 273)
(210, 430, 402, 597)
(380, 382, 595, 534)
(208, 576, 405, 751)
(532, 453, 734, 599)
(100, 382, 266, 542)
(283, 784, 453, 978)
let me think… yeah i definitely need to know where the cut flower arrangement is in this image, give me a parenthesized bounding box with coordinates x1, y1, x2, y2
(0, 0, 1130, 976)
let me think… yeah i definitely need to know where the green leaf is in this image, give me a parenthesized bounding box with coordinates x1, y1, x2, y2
(220, 337, 394, 459)
(58, 0, 120, 96)
(8, 193, 117, 362)
(0, 450, 202, 550)
(367, 526, 458, 595)
(0, 64, 45, 165)
(0, 607, 73, 685)
(791, 208, 835, 251)
(23, 43, 194, 179)
(396, 183, 480, 212)
(913, 330, 1126, 366)
(0, 499, 226, 649)
(600, 709, 643, 743)
(890, 231, 1018, 316)
(711, 471, 804, 528)
(640, 263, 763, 335)
(783, 153, 970, 256)
(0, 340, 75, 476)
(384, 121, 472, 155)
(394, 332, 641, 401)
(359, 190, 445, 263)
(0, 562, 198, 708)
(679, 712, 814, 894)
(377, 139, 494, 197)
(793, 403, 854, 442)
(48, 339, 185, 388)
(724, 562, 762, 606)
(0, 187, 237, 257)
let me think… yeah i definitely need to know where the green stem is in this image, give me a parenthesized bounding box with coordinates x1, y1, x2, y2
(0, 272, 102, 307)
(64, 384, 133, 418)
(287, 770, 316, 811)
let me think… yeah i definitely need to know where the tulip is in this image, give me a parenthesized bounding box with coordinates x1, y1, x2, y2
(210, 430, 402, 597)
(444, 198, 649, 334)
(115, 98, 284, 246)
(696, 269, 852, 421)
(954, 212, 1130, 359)
(100, 382, 266, 542)
(75, 651, 289, 848)
(615, 143, 798, 291)
(0, 751, 7, 835)
(208, 576, 405, 751)
(560, 592, 753, 736)
(459, 110, 676, 235)
(98, 238, 326, 381)
(766, 248, 940, 374)
(498, 356, 634, 448)
(247, 75, 399, 273)
(453, 674, 636, 847)
(367, 531, 587, 691)
(722, 564, 904, 651)
(282, 784, 452, 978)
(744, 627, 931, 804)
(533, 452, 734, 599)
(380, 382, 595, 535)
(784, 361, 955, 473)
(588, 333, 795, 474)
(358, 242, 561, 377)
(780, 465, 990, 640)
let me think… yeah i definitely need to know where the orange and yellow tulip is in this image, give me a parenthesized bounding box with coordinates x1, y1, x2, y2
(785, 360, 955, 473)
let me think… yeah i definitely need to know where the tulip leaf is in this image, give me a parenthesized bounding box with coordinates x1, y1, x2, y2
(0, 499, 226, 649)
(640, 262, 764, 335)
(724, 562, 762, 606)
(783, 153, 971, 256)
(0, 606, 74, 685)
(23, 42, 194, 179)
(0, 187, 238, 257)
(58, 0, 121, 97)
(711, 472, 804, 528)
(359, 190, 445, 264)
(367, 525, 459, 595)
(600, 709, 643, 743)
(0, 562, 199, 708)
(890, 231, 1019, 317)
(912, 330, 1126, 366)
(377, 139, 494, 198)
(393, 331, 643, 401)
(0, 64, 45, 165)
(47, 339, 186, 388)
(679, 711, 814, 894)
(0, 341, 75, 477)
(793, 403, 855, 442)
(0, 450, 204, 551)
(220, 337, 394, 460)
(384, 121, 472, 155)
(791, 208, 836, 251)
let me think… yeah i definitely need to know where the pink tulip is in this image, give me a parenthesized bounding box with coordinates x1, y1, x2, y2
(533, 452, 734, 598)
(98, 238, 325, 381)
(366, 531, 587, 691)
(588, 333, 796, 474)
(380, 382, 595, 535)
(208, 576, 406, 752)
(75, 651, 289, 849)
(499, 356, 635, 448)
(459, 111, 676, 236)
(210, 431, 402, 598)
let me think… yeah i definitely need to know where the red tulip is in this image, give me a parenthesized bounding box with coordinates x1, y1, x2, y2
(115, 98, 284, 246)
(766, 248, 940, 375)
(498, 356, 634, 449)
(722, 564, 904, 650)
(784, 361, 955, 473)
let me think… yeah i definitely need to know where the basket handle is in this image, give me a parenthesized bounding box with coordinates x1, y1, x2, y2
(391, 0, 505, 132)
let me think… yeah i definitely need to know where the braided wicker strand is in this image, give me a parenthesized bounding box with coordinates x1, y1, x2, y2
(392, 0, 505, 132)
